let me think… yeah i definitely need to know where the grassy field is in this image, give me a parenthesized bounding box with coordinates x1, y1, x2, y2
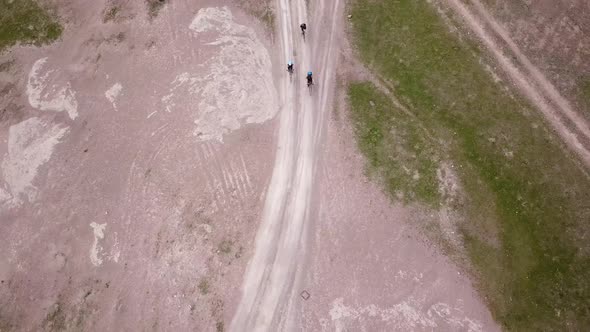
(580, 79, 590, 110)
(0, 0, 62, 51)
(349, 84, 441, 206)
(349, 0, 590, 330)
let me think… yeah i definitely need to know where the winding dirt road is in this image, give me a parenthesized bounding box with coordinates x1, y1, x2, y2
(230, 0, 341, 330)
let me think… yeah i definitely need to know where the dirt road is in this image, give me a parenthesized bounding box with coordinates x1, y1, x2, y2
(230, 0, 341, 330)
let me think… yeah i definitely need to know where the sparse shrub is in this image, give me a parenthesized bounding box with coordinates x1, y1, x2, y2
(146, 0, 167, 19)
(198, 279, 209, 295)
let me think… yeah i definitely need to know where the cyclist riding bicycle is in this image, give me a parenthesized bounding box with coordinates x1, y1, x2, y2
(306, 71, 313, 86)
(287, 61, 294, 73)
(300, 23, 307, 34)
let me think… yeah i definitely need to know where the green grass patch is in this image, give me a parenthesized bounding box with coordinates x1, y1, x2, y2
(218, 239, 233, 255)
(251, 6, 275, 35)
(259, 7, 275, 34)
(348, 83, 441, 206)
(237, 1, 275, 36)
(0, 59, 14, 72)
(43, 303, 66, 331)
(0, 0, 63, 51)
(350, 0, 590, 330)
(198, 279, 210, 295)
(103, 5, 121, 23)
(146, 0, 167, 19)
(579, 78, 590, 110)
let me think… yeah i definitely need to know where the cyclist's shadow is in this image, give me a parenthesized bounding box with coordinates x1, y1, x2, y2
(307, 82, 316, 95)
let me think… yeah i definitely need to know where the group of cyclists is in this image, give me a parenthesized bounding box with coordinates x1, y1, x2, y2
(286, 23, 313, 88)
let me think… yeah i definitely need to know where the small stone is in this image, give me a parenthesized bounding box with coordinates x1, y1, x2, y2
(300, 290, 310, 300)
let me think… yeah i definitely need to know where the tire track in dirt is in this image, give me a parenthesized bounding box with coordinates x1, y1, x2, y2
(230, 0, 341, 330)
(444, 0, 590, 166)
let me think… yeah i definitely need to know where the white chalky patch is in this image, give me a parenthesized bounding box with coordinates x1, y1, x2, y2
(329, 297, 435, 330)
(200, 223, 212, 233)
(328, 297, 482, 332)
(161, 7, 277, 141)
(110, 249, 120, 263)
(27, 57, 79, 120)
(105, 82, 123, 111)
(190, 5, 234, 33)
(427, 302, 483, 332)
(108, 231, 121, 263)
(90, 222, 107, 266)
(0, 186, 13, 208)
(1, 117, 69, 207)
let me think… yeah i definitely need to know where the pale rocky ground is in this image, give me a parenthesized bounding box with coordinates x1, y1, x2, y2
(0, 1, 276, 331)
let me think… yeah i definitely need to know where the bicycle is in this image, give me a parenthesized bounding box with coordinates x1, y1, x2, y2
(306, 71, 313, 94)
(287, 62, 294, 81)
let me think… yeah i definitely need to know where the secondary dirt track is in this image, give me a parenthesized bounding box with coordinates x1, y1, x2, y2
(442, 0, 590, 168)
(475, 0, 590, 119)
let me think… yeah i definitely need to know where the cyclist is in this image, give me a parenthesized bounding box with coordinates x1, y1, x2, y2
(287, 61, 294, 73)
(300, 23, 307, 35)
(306, 71, 313, 86)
